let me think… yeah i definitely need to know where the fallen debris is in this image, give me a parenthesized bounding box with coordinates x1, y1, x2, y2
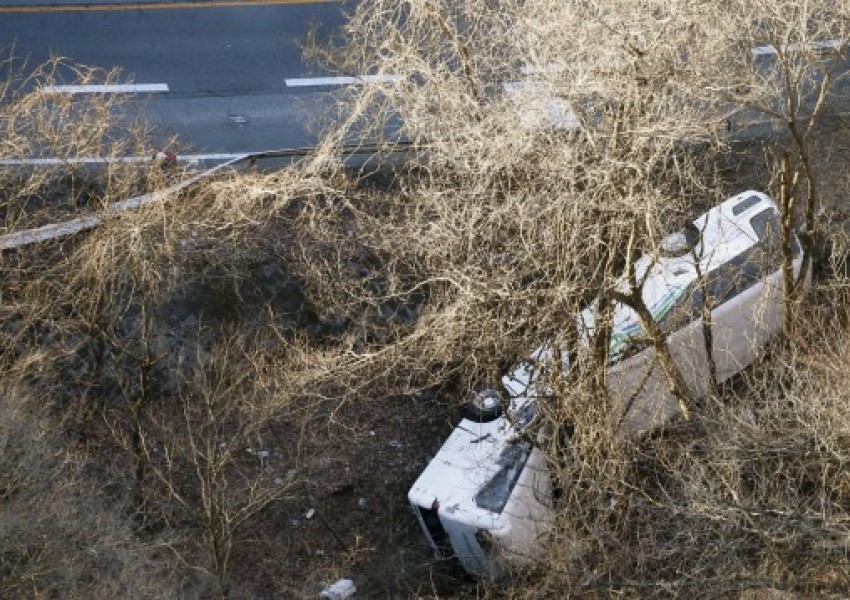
(319, 578, 356, 599)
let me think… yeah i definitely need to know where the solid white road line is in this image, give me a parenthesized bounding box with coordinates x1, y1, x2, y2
(0, 153, 245, 167)
(41, 83, 170, 94)
(284, 74, 404, 87)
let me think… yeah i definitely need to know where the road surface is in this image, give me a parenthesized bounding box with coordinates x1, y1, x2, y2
(2, 2, 848, 158)
(0, 0, 350, 154)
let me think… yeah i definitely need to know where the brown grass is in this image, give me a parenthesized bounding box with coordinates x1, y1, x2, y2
(3, 2, 850, 597)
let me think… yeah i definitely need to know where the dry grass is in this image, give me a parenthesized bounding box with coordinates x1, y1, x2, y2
(3, 2, 850, 598)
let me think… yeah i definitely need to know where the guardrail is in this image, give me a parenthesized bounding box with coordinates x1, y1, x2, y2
(0, 142, 418, 251)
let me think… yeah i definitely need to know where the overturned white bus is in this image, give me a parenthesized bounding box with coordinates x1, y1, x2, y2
(408, 191, 809, 576)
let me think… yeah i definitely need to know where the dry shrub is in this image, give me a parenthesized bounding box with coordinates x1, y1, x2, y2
(0, 149, 362, 596)
(0, 385, 182, 598)
(0, 56, 175, 232)
(2, 1, 850, 597)
(296, 0, 823, 405)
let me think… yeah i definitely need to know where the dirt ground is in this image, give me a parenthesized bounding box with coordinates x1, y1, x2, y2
(158, 260, 481, 597)
(225, 389, 477, 599)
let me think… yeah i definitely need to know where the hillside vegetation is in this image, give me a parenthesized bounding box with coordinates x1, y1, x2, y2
(3, 2, 850, 598)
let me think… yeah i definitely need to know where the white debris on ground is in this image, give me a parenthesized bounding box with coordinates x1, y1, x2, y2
(319, 578, 356, 599)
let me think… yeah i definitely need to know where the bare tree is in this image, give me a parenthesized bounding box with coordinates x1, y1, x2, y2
(4, 2, 850, 596)
(129, 333, 296, 597)
(722, 2, 850, 333)
(296, 1, 850, 595)
(298, 0, 738, 410)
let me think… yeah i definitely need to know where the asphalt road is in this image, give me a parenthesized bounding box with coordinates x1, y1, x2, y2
(0, 0, 349, 154)
(2, 2, 848, 159)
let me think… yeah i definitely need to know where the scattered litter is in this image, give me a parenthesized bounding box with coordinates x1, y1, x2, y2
(305, 508, 316, 520)
(357, 497, 368, 510)
(369, 430, 375, 436)
(319, 578, 356, 599)
(388, 440, 403, 449)
(315, 549, 325, 556)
